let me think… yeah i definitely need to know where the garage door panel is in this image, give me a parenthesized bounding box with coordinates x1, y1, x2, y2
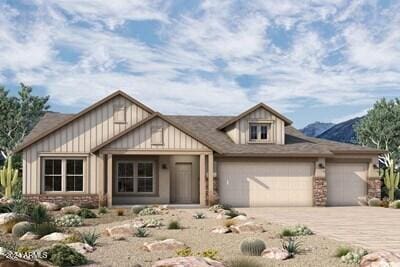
(218, 161, 314, 207)
(327, 163, 367, 206)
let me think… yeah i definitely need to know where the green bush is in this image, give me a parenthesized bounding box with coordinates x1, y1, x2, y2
(55, 214, 83, 227)
(340, 249, 368, 264)
(226, 257, 263, 267)
(280, 225, 313, 237)
(167, 220, 182, 230)
(12, 221, 32, 238)
(31, 204, 50, 224)
(389, 200, 400, 209)
(135, 227, 150, 237)
(0, 239, 17, 251)
(334, 246, 352, 258)
(200, 248, 218, 260)
(143, 218, 163, 228)
(44, 244, 87, 266)
(225, 208, 246, 219)
(193, 212, 206, 219)
(209, 204, 227, 213)
(281, 237, 302, 257)
(368, 198, 382, 207)
(98, 207, 108, 214)
(30, 222, 59, 237)
(131, 205, 146, 214)
(138, 207, 160, 216)
(78, 208, 97, 219)
(12, 198, 34, 216)
(281, 228, 296, 237)
(82, 230, 100, 247)
(240, 238, 266, 256)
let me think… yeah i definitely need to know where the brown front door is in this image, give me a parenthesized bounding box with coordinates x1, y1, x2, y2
(175, 163, 192, 203)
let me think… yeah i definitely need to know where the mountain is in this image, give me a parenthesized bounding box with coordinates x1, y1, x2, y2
(300, 122, 334, 137)
(317, 117, 362, 144)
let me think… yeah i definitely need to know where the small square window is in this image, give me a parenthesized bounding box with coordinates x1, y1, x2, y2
(113, 105, 126, 124)
(249, 123, 271, 142)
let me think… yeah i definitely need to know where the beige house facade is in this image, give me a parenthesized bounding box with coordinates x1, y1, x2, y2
(16, 91, 384, 207)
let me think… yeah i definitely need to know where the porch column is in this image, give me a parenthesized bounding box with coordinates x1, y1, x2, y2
(199, 154, 206, 207)
(98, 154, 105, 196)
(208, 153, 214, 205)
(107, 154, 113, 208)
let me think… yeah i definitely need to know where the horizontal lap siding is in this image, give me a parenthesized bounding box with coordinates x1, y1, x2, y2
(105, 118, 209, 151)
(23, 95, 151, 194)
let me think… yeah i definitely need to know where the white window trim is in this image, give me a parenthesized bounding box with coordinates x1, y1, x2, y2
(42, 158, 86, 193)
(248, 122, 273, 143)
(115, 160, 156, 195)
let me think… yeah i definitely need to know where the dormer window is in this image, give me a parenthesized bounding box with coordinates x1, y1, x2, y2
(249, 122, 271, 143)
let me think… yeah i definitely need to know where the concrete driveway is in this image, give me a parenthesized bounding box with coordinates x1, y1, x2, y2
(241, 207, 400, 253)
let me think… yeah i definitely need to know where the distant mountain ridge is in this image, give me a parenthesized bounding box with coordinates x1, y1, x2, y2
(301, 117, 363, 144)
(300, 122, 334, 137)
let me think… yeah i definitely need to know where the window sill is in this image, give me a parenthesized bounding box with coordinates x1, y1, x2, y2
(41, 191, 86, 195)
(248, 140, 274, 144)
(113, 192, 158, 197)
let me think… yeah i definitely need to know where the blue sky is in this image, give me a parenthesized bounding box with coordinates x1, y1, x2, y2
(0, 0, 399, 128)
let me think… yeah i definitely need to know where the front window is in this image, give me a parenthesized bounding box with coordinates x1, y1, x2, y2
(116, 161, 155, 194)
(43, 158, 85, 193)
(249, 123, 271, 142)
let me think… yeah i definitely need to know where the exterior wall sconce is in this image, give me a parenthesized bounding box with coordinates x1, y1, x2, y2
(162, 163, 168, 170)
(373, 164, 379, 169)
(318, 163, 325, 169)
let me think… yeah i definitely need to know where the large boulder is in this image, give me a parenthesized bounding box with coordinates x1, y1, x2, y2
(40, 232, 72, 241)
(360, 251, 400, 267)
(0, 213, 26, 234)
(66, 242, 95, 254)
(19, 232, 40, 241)
(143, 239, 186, 252)
(40, 202, 59, 211)
(105, 223, 135, 238)
(231, 215, 248, 222)
(152, 257, 225, 267)
(262, 247, 291, 260)
(60, 205, 81, 214)
(230, 222, 264, 234)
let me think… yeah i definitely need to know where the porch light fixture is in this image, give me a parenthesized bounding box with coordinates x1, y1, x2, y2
(373, 164, 379, 169)
(318, 163, 325, 169)
(162, 163, 168, 170)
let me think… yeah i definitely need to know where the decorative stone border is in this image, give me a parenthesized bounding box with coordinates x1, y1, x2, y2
(24, 194, 99, 208)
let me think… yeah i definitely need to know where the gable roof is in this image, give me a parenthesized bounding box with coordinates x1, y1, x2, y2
(91, 112, 221, 154)
(217, 103, 293, 130)
(14, 90, 154, 153)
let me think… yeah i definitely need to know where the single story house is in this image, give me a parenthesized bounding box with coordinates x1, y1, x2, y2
(15, 91, 383, 207)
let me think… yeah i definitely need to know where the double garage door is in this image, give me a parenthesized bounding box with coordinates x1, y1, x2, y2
(218, 161, 368, 207)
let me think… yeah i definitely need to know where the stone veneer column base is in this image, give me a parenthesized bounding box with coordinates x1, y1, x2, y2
(205, 177, 219, 206)
(313, 176, 327, 206)
(24, 194, 99, 208)
(367, 178, 382, 199)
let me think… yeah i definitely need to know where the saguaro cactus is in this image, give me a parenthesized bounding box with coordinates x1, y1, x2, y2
(381, 159, 400, 201)
(0, 157, 19, 198)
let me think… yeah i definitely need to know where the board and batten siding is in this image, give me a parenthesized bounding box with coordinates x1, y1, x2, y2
(102, 117, 211, 151)
(22, 95, 151, 195)
(225, 107, 285, 145)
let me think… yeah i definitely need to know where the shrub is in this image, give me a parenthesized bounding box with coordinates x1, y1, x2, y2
(138, 207, 160, 216)
(131, 205, 146, 214)
(98, 207, 108, 214)
(78, 208, 97, 219)
(280, 225, 313, 237)
(167, 220, 182, 230)
(143, 218, 163, 228)
(12, 221, 32, 238)
(368, 198, 382, 207)
(176, 247, 192, 257)
(281, 237, 302, 257)
(225, 208, 245, 219)
(116, 208, 124, 216)
(340, 249, 368, 264)
(135, 227, 150, 238)
(281, 228, 295, 237)
(209, 204, 226, 213)
(82, 230, 100, 247)
(44, 244, 87, 267)
(31, 204, 50, 224)
(240, 238, 266, 256)
(0, 239, 17, 251)
(226, 257, 263, 267)
(224, 219, 236, 228)
(12, 198, 34, 216)
(390, 200, 400, 209)
(193, 212, 206, 219)
(200, 248, 218, 260)
(55, 214, 83, 227)
(381, 199, 390, 208)
(30, 222, 59, 237)
(63, 233, 83, 244)
(16, 246, 34, 254)
(334, 246, 352, 258)
(0, 203, 13, 213)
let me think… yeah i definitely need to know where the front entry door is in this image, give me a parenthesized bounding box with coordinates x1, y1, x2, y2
(175, 163, 192, 203)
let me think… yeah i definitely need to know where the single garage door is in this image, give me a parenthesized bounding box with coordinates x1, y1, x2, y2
(326, 163, 368, 206)
(218, 161, 314, 207)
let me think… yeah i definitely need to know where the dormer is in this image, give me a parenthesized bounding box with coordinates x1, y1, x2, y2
(218, 103, 292, 145)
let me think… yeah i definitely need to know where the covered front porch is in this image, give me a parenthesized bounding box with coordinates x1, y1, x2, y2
(97, 151, 214, 207)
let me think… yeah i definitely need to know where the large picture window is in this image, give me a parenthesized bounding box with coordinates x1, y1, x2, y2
(43, 158, 85, 193)
(116, 161, 155, 194)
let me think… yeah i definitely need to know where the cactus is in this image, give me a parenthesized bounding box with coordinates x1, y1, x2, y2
(380, 159, 400, 201)
(240, 238, 266, 256)
(12, 221, 32, 238)
(0, 157, 19, 198)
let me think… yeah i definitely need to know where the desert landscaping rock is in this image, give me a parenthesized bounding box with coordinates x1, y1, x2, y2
(67, 242, 95, 254)
(230, 222, 264, 233)
(0, 212, 26, 233)
(40, 232, 72, 241)
(60, 205, 81, 214)
(216, 214, 230, 220)
(152, 256, 225, 267)
(105, 223, 135, 237)
(211, 226, 230, 234)
(144, 239, 186, 252)
(360, 251, 400, 267)
(262, 247, 291, 260)
(19, 232, 40, 241)
(40, 201, 59, 211)
(231, 215, 248, 222)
